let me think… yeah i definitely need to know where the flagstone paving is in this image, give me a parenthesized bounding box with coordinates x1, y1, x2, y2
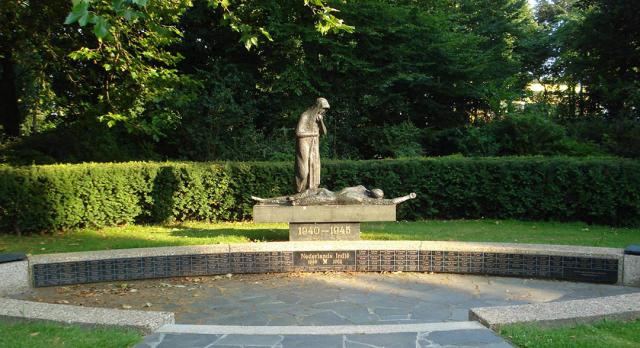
(14, 272, 640, 347)
(136, 322, 514, 348)
(15, 272, 637, 326)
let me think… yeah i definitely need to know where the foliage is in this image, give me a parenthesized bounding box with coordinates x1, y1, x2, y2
(564, 119, 640, 159)
(424, 113, 605, 157)
(0, 0, 87, 137)
(2, 0, 546, 162)
(3, 0, 638, 162)
(470, 113, 567, 156)
(58, 0, 353, 138)
(1, 157, 638, 234)
(1, 120, 158, 165)
(367, 121, 424, 158)
(534, 0, 640, 120)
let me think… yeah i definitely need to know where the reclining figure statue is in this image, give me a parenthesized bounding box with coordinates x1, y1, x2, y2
(251, 185, 416, 206)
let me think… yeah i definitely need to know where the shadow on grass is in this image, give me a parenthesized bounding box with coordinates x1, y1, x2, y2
(167, 225, 288, 242)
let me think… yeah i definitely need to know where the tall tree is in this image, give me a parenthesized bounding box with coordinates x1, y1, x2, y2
(544, 0, 640, 119)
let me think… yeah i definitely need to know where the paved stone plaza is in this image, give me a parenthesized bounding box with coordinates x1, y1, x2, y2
(15, 272, 637, 326)
(12, 272, 640, 347)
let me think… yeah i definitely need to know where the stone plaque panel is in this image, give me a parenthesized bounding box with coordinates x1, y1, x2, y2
(293, 251, 356, 272)
(289, 223, 360, 241)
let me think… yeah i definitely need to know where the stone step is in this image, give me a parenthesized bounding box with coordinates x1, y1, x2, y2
(470, 292, 640, 329)
(136, 322, 513, 348)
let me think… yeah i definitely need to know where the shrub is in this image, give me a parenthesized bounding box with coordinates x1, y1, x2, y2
(565, 119, 640, 159)
(487, 114, 567, 155)
(367, 121, 424, 158)
(1, 157, 639, 234)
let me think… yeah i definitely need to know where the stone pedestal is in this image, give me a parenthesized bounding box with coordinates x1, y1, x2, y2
(623, 254, 640, 287)
(253, 205, 396, 241)
(0, 261, 29, 295)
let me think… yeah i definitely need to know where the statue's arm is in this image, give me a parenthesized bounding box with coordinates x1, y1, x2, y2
(391, 193, 417, 204)
(357, 193, 417, 205)
(318, 117, 327, 136)
(296, 113, 318, 137)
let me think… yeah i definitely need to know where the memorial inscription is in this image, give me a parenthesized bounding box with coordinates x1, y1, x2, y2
(290, 223, 360, 241)
(293, 251, 356, 271)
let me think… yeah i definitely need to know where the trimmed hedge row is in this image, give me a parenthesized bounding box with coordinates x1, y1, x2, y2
(1, 157, 639, 234)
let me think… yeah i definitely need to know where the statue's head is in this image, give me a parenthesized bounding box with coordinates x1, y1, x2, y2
(316, 98, 330, 111)
(370, 188, 384, 199)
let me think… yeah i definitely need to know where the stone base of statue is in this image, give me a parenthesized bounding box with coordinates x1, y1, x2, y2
(253, 205, 397, 241)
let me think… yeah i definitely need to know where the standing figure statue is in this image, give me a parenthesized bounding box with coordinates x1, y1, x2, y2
(295, 97, 329, 192)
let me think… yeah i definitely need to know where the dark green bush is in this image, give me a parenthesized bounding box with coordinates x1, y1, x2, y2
(566, 119, 640, 159)
(1, 157, 639, 234)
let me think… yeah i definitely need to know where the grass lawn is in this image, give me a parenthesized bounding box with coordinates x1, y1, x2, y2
(0, 219, 638, 255)
(0, 321, 141, 348)
(500, 319, 640, 348)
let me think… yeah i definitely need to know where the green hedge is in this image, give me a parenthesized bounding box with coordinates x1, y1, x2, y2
(1, 157, 639, 233)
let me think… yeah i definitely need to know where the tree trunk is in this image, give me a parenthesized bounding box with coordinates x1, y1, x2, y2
(0, 53, 21, 137)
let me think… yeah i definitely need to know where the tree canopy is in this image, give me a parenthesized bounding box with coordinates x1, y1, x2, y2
(1, 0, 638, 163)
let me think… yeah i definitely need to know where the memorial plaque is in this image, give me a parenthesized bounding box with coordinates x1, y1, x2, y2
(231, 252, 254, 273)
(100, 260, 115, 281)
(433, 251, 444, 272)
(153, 257, 168, 277)
(563, 257, 618, 283)
(523, 255, 538, 276)
(58, 263, 75, 285)
(191, 255, 208, 275)
(76, 261, 88, 283)
(282, 252, 294, 272)
(495, 254, 510, 275)
(420, 251, 432, 272)
(115, 259, 128, 280)
(44, 265, 60, 286)
(469, 253, 483, 273)
(127, 258, 144, 280)
(443, 252, 459, 273)
(293, 251, 356, 271)
(368, 250, 382, 272)
(509, 254, 524, 276)
(167, 256, 180, 276)
(549, 256, 563, 277)
(356, 250, 370, 271)
(29, 250, 621, 287)
(33, 264, 46, 287)
(207, 254, 231, 274)
(459, 253, 471, 273)
(380, 250, 395, 271)
(88, 260, 101, 282)
(484, 253, 497, 274)
(289, 223, 360, 241)
(406, 250, 419, 271)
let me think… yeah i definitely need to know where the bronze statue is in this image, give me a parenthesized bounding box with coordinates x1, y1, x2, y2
(295, 98, 329, 192)
(252, 185, 416, 206)
(252, 98, 417, 208)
